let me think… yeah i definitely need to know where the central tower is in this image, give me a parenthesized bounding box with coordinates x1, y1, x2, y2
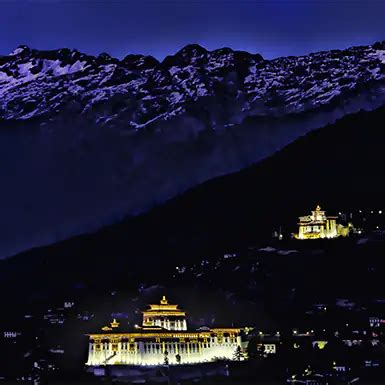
(142, 296, 187, 331)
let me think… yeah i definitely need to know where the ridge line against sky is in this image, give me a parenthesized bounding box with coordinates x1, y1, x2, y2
(1, 0, 385, 60)
(2, 38, 385, 64)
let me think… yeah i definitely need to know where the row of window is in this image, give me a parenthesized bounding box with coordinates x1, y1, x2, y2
(143, 342, 211, 354)
(92, 336, 236, 349)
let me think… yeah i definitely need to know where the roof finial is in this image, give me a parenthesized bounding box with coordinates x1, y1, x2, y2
(316, 205, 321, 211)
(110, 318, 120, 328)
(161, 295, 168, 305)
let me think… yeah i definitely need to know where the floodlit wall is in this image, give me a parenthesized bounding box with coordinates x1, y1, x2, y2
(86, 336, 242, 366)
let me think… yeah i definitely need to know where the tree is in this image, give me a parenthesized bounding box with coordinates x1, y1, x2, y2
(233, 345, 244, 361)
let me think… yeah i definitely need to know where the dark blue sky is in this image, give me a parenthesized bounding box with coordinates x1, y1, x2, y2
(1, 0, 385, 59)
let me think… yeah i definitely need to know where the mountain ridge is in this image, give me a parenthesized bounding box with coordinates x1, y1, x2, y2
(2, 41, 385, 123)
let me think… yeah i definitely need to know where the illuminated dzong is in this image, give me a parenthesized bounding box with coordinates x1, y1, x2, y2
(86, 296, 242, 366)
(294, 205, 352, 240)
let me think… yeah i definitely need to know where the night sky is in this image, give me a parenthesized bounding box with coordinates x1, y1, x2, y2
(1, 0, 385, 60)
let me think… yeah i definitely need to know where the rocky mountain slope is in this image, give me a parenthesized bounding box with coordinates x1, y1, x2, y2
(2, 41, 385, 257)
(7, 104, 385, 267)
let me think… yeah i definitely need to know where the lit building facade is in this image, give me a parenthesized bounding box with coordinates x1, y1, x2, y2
(86, 296, 242, 366)
(294, 205, 351, 240)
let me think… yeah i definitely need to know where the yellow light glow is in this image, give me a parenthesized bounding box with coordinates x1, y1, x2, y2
(294, 205, 352, 240)
(111, 319, 120, 328)
(86, 296, 242, 367)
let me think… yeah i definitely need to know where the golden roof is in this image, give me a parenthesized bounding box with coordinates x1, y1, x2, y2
(143, 296, 185, 314)
(101, 318, 120, 331)
(142, 311, 186, 317)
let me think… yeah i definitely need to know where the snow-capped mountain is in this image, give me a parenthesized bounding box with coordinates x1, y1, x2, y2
(2, 42, 385, 122)
(1, 41, 385, 258)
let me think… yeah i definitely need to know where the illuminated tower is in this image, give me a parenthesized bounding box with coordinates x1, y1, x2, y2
(142, 296, 187, 331)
